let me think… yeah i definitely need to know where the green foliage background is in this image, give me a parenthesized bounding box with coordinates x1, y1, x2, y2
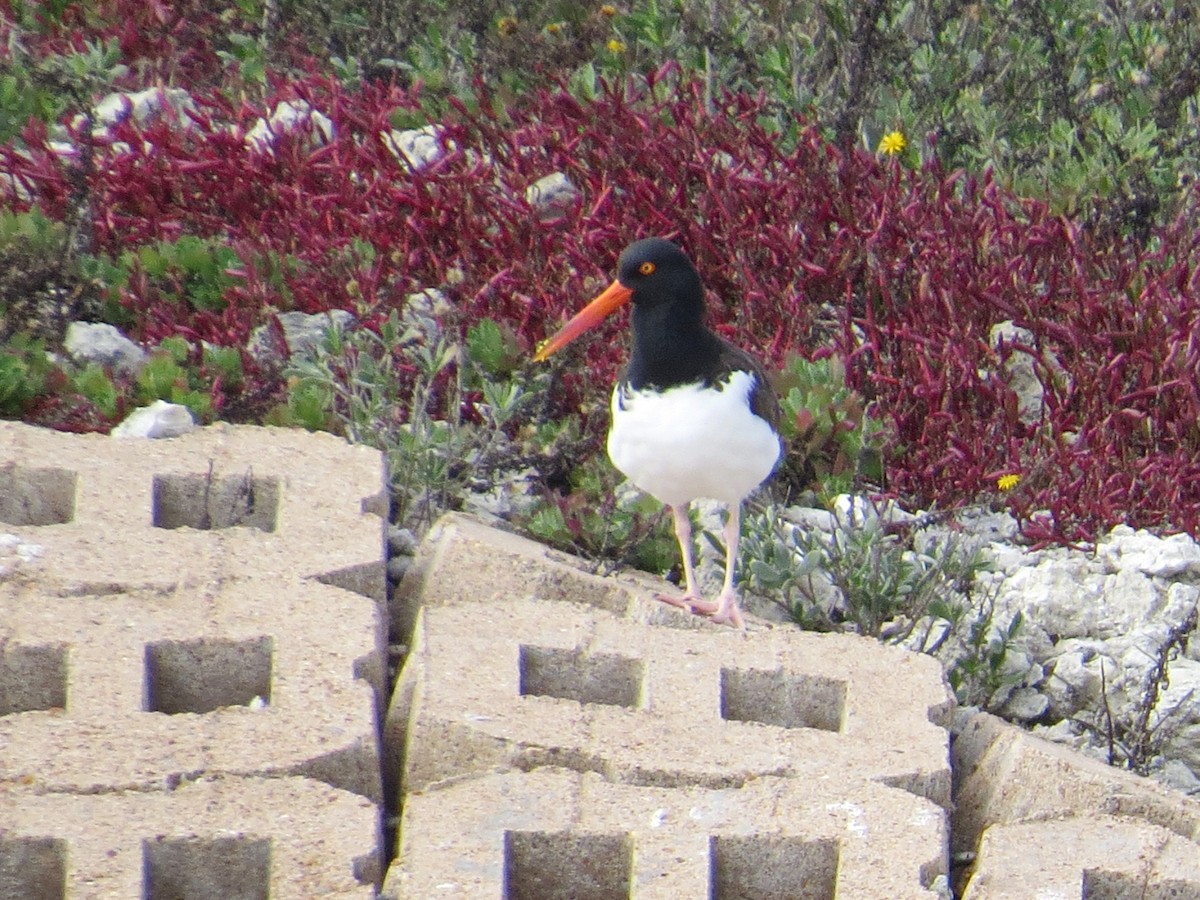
(265, 0, 1200, 237)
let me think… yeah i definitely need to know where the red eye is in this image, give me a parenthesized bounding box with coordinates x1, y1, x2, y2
(639, 261, 656, 275)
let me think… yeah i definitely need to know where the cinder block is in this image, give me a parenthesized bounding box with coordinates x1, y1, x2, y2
(0, 421, 387, 600)
(392, 512, 700, 640)
(0, 576, 383, 800)
(383, 768, 947, 899)
(1, 775, 379, 898)
(385, 515, 957, 894)
(388, 598, 953, 806)
(962, 814, 1200, 899)
(952, 709, 1200, 859)
(0, 421, 388, 897)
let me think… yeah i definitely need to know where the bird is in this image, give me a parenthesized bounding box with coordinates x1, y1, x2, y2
(534, 237, 782, 628)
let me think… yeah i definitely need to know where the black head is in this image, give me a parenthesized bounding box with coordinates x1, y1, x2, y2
(532, 236, 714, 371)
(615, 238, 704, 318)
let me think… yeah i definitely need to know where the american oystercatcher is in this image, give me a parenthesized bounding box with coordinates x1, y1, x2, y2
(535, 237, 782, 628)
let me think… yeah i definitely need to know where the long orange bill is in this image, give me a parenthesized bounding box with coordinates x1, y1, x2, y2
(533, 279, 634, 361)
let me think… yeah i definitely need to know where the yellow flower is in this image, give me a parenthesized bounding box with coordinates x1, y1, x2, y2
(600, 4, 618, 16)
(607, 38, 626, 53)
(997, 473, 1021, 492)
(878, 130, 906, 156)
(546, 22, 563, 35)
(497, 16, 519, 36)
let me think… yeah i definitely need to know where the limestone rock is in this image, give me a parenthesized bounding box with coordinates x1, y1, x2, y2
(245, 100, 334, 154)
(111, 400, 196, 439)
(64, 322, 146, 376)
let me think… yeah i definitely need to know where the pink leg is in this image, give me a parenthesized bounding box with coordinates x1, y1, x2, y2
(704, 504, 745, 629)
(654, 504, 711, 612)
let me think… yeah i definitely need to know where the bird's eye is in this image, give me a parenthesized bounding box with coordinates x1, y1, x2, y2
(638, 261, 656, 275)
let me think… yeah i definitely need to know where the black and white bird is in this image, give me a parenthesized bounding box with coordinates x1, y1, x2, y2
(535, 237, 782, 628)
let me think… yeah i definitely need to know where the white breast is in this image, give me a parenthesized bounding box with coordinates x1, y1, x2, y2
(607, 370, 780, 508)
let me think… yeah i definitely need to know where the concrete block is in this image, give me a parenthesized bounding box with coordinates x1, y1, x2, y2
(0, 576, 383, 800)
(383, 768, 947, 899)
(386, 592, 953, 796)
(952, 709, 1200, 858)
(0, 421, 387, 601)
(1, 775, 379, 898)
(384, 515, 958, 893)
(0, 421, 388, 897)
(391, 511, 700, 640)
(962, 814, 1200, 899)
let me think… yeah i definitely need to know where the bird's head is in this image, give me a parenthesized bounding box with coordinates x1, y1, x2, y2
(534, 237, 702, 361)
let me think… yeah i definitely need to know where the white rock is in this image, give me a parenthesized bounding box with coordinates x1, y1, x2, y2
(955, 508, 1022, 544)
(998, 686, 1050, 721)
(111, 400, 195, 439)
(831, 493, 915, 527)
(1030, 718, 1090, 751)
(782, 505, 837, 532)
(980, 540, 1038, 576)
(1152, 658, 1200, 733)
(64, 322, 146, 375)
(524, 172, 578, 215)
(1097, 525, 1200, 578)
(1043, 644, 1111, 716)
(989, 321, 1044, 425)
(1164, 582, 1200, 636)
(1165, 724, 1200, 779)
(995, 556, 1097, 638)
(275, 309, 354, 356)
(245, 100, 334, 154)
(388, 526, 418, 556)
(1155, 758, 1200, 794)
(401, 288, 451, 342)
(247, 309, 355, 364)
(91, 87, 195, 130)
(383, 125, 454, 170)
(989, 320, 1069, 426)
(48, 140, 78, 159)
(461, 467, 540, 523)
(997, 558, 1161, 640)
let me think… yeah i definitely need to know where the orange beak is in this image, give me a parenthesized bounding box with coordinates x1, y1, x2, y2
(533, 279, 633, 361)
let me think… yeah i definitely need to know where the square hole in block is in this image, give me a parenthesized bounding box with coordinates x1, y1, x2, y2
(519, 646, 643, 709)
(505, 831, 631, 900)
(720, 667, 846, 732)
(710, 835, 838, 900)
(1, 644, 67, 715)
(143, 836, 270, 900)
(0, 466, 76, 526)
(152, 471, 279, 532)
(0, 837, 66, 900)
(145, 637, 272, 714)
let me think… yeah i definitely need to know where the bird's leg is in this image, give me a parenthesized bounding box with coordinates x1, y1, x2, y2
(654, 504, 709, 611)
(704, 503, 746, 629)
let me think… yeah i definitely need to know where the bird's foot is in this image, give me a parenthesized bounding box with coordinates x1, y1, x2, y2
(653, 591, 716, 615)
(703, 589, 745, 630)
(653, 591, 743, 628)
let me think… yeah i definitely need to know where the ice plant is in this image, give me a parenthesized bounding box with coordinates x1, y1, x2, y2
(4, 40, 1200, 543)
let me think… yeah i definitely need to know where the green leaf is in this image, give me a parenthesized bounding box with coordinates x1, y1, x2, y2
(72, 364, 118, 418)
(136, 353, 186, 402)
(0, 337, 52, 414)
(465, 318, 521, 376)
